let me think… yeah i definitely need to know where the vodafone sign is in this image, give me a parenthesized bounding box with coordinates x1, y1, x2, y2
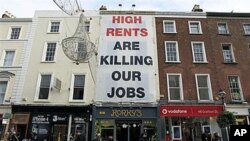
(160, 105, 223, 117)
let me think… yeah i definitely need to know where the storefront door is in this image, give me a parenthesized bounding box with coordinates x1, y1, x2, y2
(116, 120, 141, 141)
(52, 124, 67, 141)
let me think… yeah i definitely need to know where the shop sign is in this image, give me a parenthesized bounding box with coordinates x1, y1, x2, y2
(96, 15, 156, 103)
(2, 119, 9, 124)
(73, 116, 85, 124)
(160, 105, 223, 117)
(52, 115, 68, 123)
(226, 108, 249, 116)
(96, 107, 157, 118)
(32, 114, 50, 124)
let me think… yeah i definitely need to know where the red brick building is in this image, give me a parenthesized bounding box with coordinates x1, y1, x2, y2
(156, 11, 250, 141)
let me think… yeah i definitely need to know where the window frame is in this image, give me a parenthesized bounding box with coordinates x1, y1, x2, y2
(34, 73, 53, 101)
(69, 73, 86, 102)
(163, 20, 177, 33)
(165, 41, 180, 63)
(47, 20, 61, 33)
(227, 75, 244, 102)
(188, 21, 202, 34)
(167, 73, 183, 102)
(84, 21, 90, 32)
(0, 81, 8, 104)
(41, 42, 58, 62)
(1, 49, 16, 67)
(221, 43, 235, 63)
(195, 74, 213, 102)
(191, 41, 207, 63)
(243, 23, 250, 35)
(217, 22, 229, 34)
(8, 26, 22, 40)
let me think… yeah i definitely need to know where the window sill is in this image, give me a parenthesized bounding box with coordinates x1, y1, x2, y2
(223, 62, 237, 64)
(163, 32, 177, 34)
(193, 62, 208, 64)
(165, 61, 181, 64)
(69, 100, 85, 103)
(168, 100, 184, 103)
(46, 32, 60, 34)
(217, 33, 231, 36)
(34, 100, 50, 103)
(198, 100, 214, 103)
(40, 61, 56, 63)
(189, 33, 203, 35)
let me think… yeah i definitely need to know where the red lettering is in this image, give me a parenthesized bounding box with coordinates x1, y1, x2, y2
(140, 28, 148, 36)
(112, 16, 142, 24)
(106, 28, 114, 36)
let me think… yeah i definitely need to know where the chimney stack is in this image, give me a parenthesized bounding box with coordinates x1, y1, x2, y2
(2, 11, 16, 18)
(99, 5, 107, 10)
(192, 4, 203, 12)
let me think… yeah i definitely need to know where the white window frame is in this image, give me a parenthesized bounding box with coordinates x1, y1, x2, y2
(188, 21, 202, 34)
(218, 22, 229, 34)
(47, 20, 61, 33)
(243, 23, 250, 35)
(69, 73, 86, 102)
(165, 41, 180, 62)
(0, 81, 8, 104)
(202, 125, 211, 134)
(41, 42, 58, 62)
(167, 73, 183, 102)
(221, 43, 235, 63)
(163, 20, 177, 33)
(0, 49, 16, 66)
(195, 74, 213, 102)
(34, 73, 53, 101)
(7, 26, 22, 39)
(191, 42, 207, 63)
(172, 126, 182, 140)
(228, 75, 244, 102)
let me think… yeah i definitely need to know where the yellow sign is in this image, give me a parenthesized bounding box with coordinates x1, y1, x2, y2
(111, 109, 142, 117)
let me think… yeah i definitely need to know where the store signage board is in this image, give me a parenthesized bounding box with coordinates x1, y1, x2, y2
(96, 15, 156, 102)
(160, 105, 223, 117)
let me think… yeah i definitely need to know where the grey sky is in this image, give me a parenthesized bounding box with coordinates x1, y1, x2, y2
(1, 0, 250, 18)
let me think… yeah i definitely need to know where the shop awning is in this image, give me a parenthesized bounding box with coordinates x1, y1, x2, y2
(160, 105, 223, 117)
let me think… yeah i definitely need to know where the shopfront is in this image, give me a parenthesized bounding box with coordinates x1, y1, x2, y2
(160, 105, 223, 141)
(11, 105, 92, 141)
(226, 105, 250, 125)
(93, 105, 158, 141)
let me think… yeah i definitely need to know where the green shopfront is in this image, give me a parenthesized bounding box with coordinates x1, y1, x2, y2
(92, 105, 158, 141)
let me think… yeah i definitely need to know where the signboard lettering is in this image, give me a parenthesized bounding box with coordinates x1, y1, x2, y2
(96, 15, 156, 102)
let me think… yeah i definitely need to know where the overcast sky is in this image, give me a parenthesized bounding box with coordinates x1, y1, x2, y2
(1, 0, 250, 18)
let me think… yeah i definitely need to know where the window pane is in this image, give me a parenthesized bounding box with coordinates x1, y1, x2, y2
(193, 43, 204, 62)
(73, 75, 85, 100)
(197, 75, 210, 100)
(50, 22, 60, 32)
(3, 50, 15, 66)
(39, 74, 51, 99)
(218, 24, 228, 34)
(168, 75, 181, 100)
(222, 45, 234, 63)
(228, 76, 242, 101)
(190, 22, 200, 33)
(170, 89, 181, 100)
(164, 22, 175, 33)
(45, 43, 56, 61)
(0, 81, 7, 104)
(243, 24, 250, 35)
(10, 28, 21, 39)
(166, 42, 177, 61)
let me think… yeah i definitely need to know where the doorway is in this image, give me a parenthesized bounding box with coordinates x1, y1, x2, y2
(52, 124, 67, 141)
(116, 120, 141, 141)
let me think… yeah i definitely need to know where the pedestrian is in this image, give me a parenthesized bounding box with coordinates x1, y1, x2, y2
(201, 132, 207, 141)
(212, 132, 221, 141)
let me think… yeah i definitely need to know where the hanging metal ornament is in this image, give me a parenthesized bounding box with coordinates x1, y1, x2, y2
(61, 13, 96, 64)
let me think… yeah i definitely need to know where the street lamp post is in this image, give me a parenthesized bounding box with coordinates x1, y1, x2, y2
(218, 89, 226, 110)
(218, 89, 228, 141)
